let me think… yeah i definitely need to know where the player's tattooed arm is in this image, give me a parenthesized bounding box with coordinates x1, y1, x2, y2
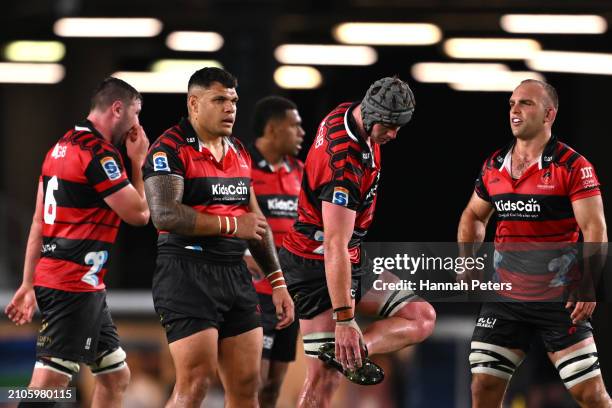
(145, 174, 218, 236)
(247, 187, 280, 273)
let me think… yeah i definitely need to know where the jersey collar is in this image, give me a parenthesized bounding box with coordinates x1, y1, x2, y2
(178, 117, 202, 151)
(178, 117, 239, 156)
(247, 143, 292, 173)
(75, 119, 105, 140)
(493, 134, 559, 172)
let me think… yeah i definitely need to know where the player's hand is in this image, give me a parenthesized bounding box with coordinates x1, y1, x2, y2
(126, 125, 149, 167)
(335, 319, 365, 371)
(566, 301, 596, 324)
(244, 255, 265, 280)
(236, 212, 267, 240)
(4, 284, 37, 325)
(272, 287, 294, 329)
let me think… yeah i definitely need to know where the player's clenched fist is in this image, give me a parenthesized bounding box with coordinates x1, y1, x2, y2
(236, 212, 268, 240)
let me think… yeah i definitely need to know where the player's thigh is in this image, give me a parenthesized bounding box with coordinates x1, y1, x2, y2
(34, 287, 107, 382)
(218, 327, 263, 390)
(168, 327, 219, 378)
(470, 303, 529, 383)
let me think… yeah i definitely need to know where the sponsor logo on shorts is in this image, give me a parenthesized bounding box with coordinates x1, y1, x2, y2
(153, 151, 171, 172)
(476, 317, 497, 329)
(100, 157, 121, 180)
(37, 335, 52, 348)
(263, 335, 274, 350)
(332, 187, 349, 206)
(85, 337, 92, 350)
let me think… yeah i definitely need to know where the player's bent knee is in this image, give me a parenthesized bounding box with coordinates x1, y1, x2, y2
(572, 384, 610, 407)
(471, 373, 507, 397)
(555, 343, 601, 390)
(35, 357, 80, 380)
(470, 342, 523, 382)
(89, 347, 127, 376)
(395, 301, 437, 342)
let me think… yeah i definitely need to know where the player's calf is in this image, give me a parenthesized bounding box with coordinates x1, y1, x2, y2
(297, 357, 343, 408)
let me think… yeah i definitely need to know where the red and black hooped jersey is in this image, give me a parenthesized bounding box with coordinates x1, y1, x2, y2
(283, 102, 381, 263)
(35, 120, 130, 292)
(248, 144, 303, 294)
(475, 135, 601, 300)
(143, 118, 252, 263)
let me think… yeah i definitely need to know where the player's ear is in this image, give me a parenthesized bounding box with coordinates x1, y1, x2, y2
(545, 107, 557, 124)
(187, 94, 199, 116)
(264, 120, 277, 138)
(110, 100, 123, 118)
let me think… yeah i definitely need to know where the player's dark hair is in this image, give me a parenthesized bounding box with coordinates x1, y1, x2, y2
(90, 77, 142, 111)
(521, 79, 559, 109)
(188, 67, 238, 91)
(252, 96, 297, 137)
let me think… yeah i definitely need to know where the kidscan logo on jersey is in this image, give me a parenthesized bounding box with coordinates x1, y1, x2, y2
(212, 181, 248, 195)
(100, 157, 121, 180)
(494, 199, 541, 213)
(267, 198, 298, 212)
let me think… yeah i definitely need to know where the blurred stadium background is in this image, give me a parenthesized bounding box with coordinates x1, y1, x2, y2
(1, 1, 612, 406)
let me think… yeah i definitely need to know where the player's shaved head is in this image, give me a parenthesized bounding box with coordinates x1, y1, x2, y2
(519, 79, 558, 109)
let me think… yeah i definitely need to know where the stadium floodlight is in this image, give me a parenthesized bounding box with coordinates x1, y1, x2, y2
(411, 62, 510, 83)
(165, 32, 224, 52)
(275, 44, 377, 66)
(444, 38, 541, 60)
(4, 41, 66, 62)
(449, 71, 545, 92)
(333, 22, 442, 45)
(274, 66, 322, 89)
(500, 14, 607, 34)
(0, 63, 65, 84)
(527, 50, 612, 75)
(112, 71, 188, 93)
(54, 18, 162, 37)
